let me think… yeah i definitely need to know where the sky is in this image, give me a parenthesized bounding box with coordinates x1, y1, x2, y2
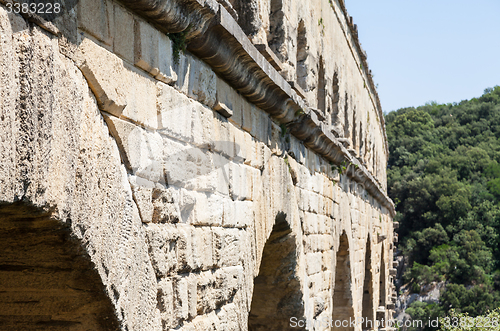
(344, 0, 500, 113)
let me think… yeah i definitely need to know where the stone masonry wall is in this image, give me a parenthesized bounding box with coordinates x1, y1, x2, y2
(0, 0, 396, 330)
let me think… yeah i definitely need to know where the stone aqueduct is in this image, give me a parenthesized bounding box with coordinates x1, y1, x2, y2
(0, 0, 397, 329)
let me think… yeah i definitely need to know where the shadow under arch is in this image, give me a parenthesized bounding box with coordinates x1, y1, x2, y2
(332, 231, 354, 331)
(248, 211, 305, 331)
(376, 243, 387, 327)
(0, 203, 119, 330)
(362, 236, 374, 330)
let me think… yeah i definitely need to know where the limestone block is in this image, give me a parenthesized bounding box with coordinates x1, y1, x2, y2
(158, 82, 193, 136)
(177, 225, 195, 272)
(213, 153, 230, 196)
(311, 173, 324, 195)
(232, 127, 246, 163)
(151, 187, 181, 223)
(129, 176, 180, 224)
(295, 161, 313, 191)
(162, 138, 216, 192)
(188, 57, 216, 108)
(103, 114, 164, 182)
(303, 211, 319, 235)
(217, 303, 241, 331)
(157, 82, 212, 147)
(184, 191, 223, 226)
(316, 215, 326, 234)
(196, 271, 218, 314)
(250, 107, 271, 144)
(157, 32, 178, 85)
(304, 234, 321, 253)
(313, 296, 326, 317)
(113, 4, 134, 62)
(0, 8, 22, 205)
(213, 227, 242, 267)
(78, 0, 111, 44)
(157, 278, 174, 328)
(296, 188, 305, 212)
(192, 104, 214, 148)
(249, 141, 272, 170)
(243, 132, 256, 166)
(192, 227, 214, 270)
(269, 121, 284, 155)
(178, 188, 196, 223)
(306, 252, 323, 275)
(323, 270, 332, 290)
(215, 266, 243, 302)
(174, 275, 190, 320)
(251, 168, 263, 203)
(289, 136, 307, 165)
(78, 38, 127, 116)
(351, 209, 360, 225)
(212, 114, 236, 158)
(145, 224, 178, 277)
(241, 101, 253, 133)
(214, 102, 234, 118)
(324, 198, 334, 217)
(134, 18, 159, 76)
(193, 311, 221, 331)
(223, 200, 252, 228)
(171, 50, 188, 91)
(229, 162, 251, 201)
(131, 185, 153, 223)
(216, 76, 242, 126)
(187, 273, 198, 319)
(307, 272, 323, 294)
(322, 250, 333, 272)
(307, 191, 320, 214)
(122, 63, 158, 128)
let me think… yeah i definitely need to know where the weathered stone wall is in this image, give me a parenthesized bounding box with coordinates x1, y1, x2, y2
(0, 0, 396, 330)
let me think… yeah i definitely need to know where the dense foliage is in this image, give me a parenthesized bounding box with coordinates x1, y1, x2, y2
(439, 309, 500, 331)
(385, 86, 500, 326)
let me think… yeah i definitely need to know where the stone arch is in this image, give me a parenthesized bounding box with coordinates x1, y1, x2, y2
(332, 231, 354, 331)
(317, 56, 326, 116)
(331, 72, 340, 128)
(296, 19, 308, 91)
(343, 93, 350, 140)
(0, 203, 119, 330)
(376, 244, 387, 327)
(268, 0, 285, 60)
(379, 245, 386, 307)
(352, 106, 358, 151)
(362, 237, 374, 330)
(233, 0, 261, 37)
(248, 211, 304, 331)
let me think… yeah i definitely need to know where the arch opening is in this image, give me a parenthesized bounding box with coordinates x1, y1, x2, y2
(0, 203, 119, 330)
(332, 232, 354, 331)
(268, 0, 285, 61)
(331, 72, 340, 128)
(317, 57, 326, 116)
(376, 245, 387, 328)
(362, 238, 374, 330)
(296, 20, 308, 91)
(248, 212, 304, 331)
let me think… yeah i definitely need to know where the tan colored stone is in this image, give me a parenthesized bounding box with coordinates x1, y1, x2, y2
(134, 18, 159, 76)
(78, 0, 111, 43)
(79, 37, 127, 116)
(113, 3, 134, 62)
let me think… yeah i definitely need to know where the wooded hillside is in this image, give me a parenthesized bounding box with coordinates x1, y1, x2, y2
(386, 86, 500, 325)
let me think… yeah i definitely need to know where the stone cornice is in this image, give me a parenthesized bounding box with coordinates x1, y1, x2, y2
(117, 0, 395, 216)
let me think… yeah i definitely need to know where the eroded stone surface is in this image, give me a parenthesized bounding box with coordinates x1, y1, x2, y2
(0, 1, 396, 330)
